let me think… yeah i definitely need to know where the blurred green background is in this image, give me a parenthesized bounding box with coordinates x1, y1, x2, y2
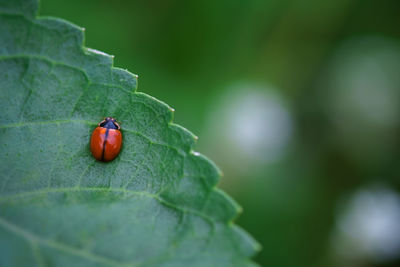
(40, 0, 400, 266)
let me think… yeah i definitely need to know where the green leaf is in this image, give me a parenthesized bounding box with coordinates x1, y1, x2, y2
(0, 0, 260, 266)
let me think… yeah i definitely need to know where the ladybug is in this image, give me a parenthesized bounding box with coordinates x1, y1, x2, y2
(90, 117, 122, 162)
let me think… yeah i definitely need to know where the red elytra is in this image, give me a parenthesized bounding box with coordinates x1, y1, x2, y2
(90, 117, 122, 162)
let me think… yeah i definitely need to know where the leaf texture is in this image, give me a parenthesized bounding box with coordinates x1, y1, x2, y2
(0, 0, 260, 266)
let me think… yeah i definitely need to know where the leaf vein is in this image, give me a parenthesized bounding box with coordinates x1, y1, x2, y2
(0, 187, 215, 224)
(0, 216, 135, 267)
(0, 119, 181, 152)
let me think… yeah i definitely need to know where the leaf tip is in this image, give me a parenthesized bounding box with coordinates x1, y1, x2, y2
(85, 47, 113, 58)
(191, 151, 200, 156)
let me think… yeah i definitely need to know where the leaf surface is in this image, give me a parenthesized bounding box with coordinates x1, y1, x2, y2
(0, 0, 259, 266)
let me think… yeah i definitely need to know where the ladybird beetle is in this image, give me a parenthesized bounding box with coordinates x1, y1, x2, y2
(90, 117, 122, 162)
